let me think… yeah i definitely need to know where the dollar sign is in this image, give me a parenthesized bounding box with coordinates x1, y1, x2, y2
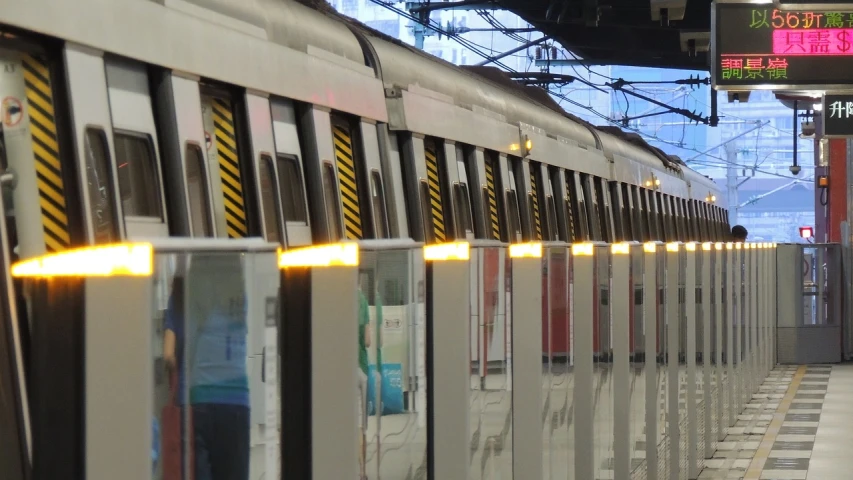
(838, 31, 851, 52)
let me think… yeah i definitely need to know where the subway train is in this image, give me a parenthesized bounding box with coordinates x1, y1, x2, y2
(0, 0, 728, 477)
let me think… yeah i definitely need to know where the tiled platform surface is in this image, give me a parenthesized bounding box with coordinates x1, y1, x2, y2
(698, 363, 853, 479)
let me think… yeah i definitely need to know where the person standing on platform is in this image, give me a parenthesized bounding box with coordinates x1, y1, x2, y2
(164, 254, 250, 480)
(732, 225, 748, 242)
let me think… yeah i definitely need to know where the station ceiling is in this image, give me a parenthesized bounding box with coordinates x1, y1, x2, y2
(492, 0, 713, 70)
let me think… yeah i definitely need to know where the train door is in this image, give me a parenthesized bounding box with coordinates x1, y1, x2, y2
(267, 98, 311, 247)
(0, 36, 77, 480)
(631, 185, 647, 242)
(620, 183, 635, 241)
(198, 87, 255, 240)
(151, 72, 215, 238)
(64, 45, 123, 244)
(422, 137, 450, 243)
(611, 182, 629, 241)
(581, 174, 602, 241)
(500, 155, 523, 243)
(672, 197, 683, 240)
(104, 57, 168, 240)
(527, 161, 545, 241)
(594, 177, 614, 242)
(398, 133, 443, 243)
(550, 168, 570, 242)
(650, 191, 664, 241)
(453, 144, 475, 241)
(568, 171, 589, 242)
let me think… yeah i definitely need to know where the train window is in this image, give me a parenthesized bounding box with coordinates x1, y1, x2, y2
(619, 184, 634, 241)
(505, 190, 523, 242)
(370, 171, 389, 239)
(113, 131, 161, 219)
(276, 154, 309, 224)
(185, 143, 213, 238)
(453, 183, 474, 238)
(84, 128, 119, 244)
(322, 162, 343, 241)
(258, 155, 281, 243)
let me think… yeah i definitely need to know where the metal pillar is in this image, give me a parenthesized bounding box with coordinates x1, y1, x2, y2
(612, 243, 632, 480)
(573, 243, 595, 480)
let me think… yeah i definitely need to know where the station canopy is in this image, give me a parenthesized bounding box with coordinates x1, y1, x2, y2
(491, 0, 713, 70)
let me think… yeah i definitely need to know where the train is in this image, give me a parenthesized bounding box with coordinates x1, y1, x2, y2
(0, 0, 728, 477)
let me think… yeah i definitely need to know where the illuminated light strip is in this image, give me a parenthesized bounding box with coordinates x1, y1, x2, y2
(702, 242, 713, 251)
(726, 242, 734, 250)
(483, 158, 501, 240)
(210, 96, 247, 239)
(11, 243, 153, 278)
(278, 243, 358, 268)
(424, 145, 446, 243)
(424, 242, 470, 261)
(572, 243, 594, 257)
(644, 242, 657, 254)
(333, 124, 363, 240)
(530, 167, 542, 240)
(611, 242, 631, 255)
(715, 242, 723, 251)
(509, 242, 542, 259)
(666, 242, 680, 252)
(685, 242, 697, 252)
(22, 54, 71, 253)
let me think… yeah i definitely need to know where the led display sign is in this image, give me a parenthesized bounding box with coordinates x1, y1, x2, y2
(714, 3, 853, 89)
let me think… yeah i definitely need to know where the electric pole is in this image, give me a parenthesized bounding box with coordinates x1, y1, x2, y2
(726, 142, 738, 225)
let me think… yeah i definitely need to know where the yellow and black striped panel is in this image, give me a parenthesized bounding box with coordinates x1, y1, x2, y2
(22, 54, 70, 253)
(424, 145, 446, 243)
(211, 98, 247, 239)
(529, 167, 542, 240)
(483, 159, 500, 241)
(565, 178, 576, 242)
(333, 125, 362, 240)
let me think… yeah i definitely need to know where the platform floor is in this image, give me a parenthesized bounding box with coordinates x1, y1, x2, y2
(698, 363, 851, 479)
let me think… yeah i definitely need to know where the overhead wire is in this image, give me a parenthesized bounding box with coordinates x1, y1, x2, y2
(360, 1, 810, 180)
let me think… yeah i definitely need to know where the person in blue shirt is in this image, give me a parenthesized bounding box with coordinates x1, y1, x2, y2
(163, 253, 250, 480)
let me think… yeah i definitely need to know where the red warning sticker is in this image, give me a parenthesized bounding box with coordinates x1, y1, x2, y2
(2, 96, 23, 128)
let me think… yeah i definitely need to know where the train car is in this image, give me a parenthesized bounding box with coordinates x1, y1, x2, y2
(0, 0, 727, 478)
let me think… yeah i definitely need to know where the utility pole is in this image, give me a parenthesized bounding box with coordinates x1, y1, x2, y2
(726, 142, 739, 225)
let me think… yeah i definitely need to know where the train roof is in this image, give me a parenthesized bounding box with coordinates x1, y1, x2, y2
(174, 0, 717, 188)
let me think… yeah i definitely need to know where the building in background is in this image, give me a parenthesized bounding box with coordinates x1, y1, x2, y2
(328, 0, 815, 242)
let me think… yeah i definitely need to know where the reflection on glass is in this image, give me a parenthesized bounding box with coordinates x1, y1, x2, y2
(593, 247, 612, 479)
(153, 251, 280, 480)
(630, 249, 646, 476)
(358, 249, 426, 479)
(542, 247, 571, 478)
(469, 247, 512, 479)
